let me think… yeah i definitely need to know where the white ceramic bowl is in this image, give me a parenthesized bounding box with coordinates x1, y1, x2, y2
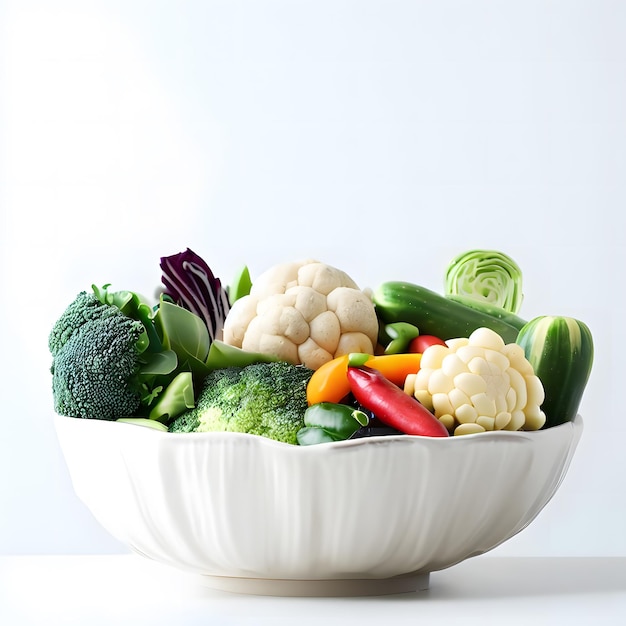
(54, 414, 583, 596)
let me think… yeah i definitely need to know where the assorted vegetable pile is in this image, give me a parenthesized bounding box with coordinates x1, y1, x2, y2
(49, 248, 594, 445)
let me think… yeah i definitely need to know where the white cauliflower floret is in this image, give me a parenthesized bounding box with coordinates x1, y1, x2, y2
(223, 260, 379, 369)
(406, 327, 546, 436)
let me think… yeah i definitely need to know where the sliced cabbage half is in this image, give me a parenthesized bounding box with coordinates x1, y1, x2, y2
(445, 249, 524, 314)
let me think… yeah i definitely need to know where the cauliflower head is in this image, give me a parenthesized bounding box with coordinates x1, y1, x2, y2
(222, 260, 379, 370)
(406, 327, 546, 436)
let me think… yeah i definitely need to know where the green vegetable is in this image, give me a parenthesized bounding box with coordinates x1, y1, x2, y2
(92, 284, 160, 350)
(445, 294, 527, 331)
(168, 361, 314, 444)
(93, 285, 213, 388)
(445, 249, 524, 314)
(228, 265, 253, 303)
(154, 299, 213, 385)
(147, 371, 195, 422)
(49, 291, 173, 420)
(516, 316, 594, 428)
(373, 281, 522, 344)
(379, 322, 421, 355)
(205, 340, 280, 371)
(297, 402, 369, 445)
(49, 286, 217, 423)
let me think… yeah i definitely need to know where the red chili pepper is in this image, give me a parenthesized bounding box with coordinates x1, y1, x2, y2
(346, 365, 449, 437)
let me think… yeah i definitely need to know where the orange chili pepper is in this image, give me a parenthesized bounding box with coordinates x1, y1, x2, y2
(306, 354, 351, 405)
(306, 352, 422, 406)
(367, 353, 422, 387)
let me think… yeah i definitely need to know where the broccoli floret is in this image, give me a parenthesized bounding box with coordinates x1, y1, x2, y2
(49, 291, 118, 356)
(49, 292, 146, 419)
(168, 361, 314, 444)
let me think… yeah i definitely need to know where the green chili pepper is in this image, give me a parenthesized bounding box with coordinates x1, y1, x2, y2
(296, 402, 369, 445)
(380, 322, 421, 355)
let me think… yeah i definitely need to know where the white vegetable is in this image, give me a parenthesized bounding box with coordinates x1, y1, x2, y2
(413, 327, 546, 436)
(223, 260, 379, 369)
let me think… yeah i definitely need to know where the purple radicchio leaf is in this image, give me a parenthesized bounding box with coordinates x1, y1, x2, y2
(160, 248, 231, 342)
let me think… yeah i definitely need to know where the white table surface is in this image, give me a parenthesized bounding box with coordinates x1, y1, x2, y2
(1, 554, 625, 625)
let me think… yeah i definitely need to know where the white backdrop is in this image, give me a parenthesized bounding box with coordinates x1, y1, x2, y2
(1, 0, 624, 556)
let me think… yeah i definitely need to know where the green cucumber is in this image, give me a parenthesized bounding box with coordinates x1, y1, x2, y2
(516, 316, 593, 428)
(445, 294, 527, 331)
(372, 281, 523, 344)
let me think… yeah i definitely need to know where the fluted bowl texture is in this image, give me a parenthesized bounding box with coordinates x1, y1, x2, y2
(54, 414, 582, 595)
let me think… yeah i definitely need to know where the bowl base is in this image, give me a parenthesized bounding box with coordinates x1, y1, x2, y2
(200, 572, 430, 597)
